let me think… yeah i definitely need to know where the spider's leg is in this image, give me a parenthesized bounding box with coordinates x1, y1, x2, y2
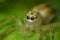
(0, 15, 23, 40)
(0, 25, 16, 40)
(0, 15, 14, 23)
(39, 29, 44, 40)
(41, 22, 60, 40)
(14, 16, 23, 27)
(0, 15, 23, 27)
(48, 24, 55, 40)
(50, 26, 55, 40)
(42, 22, 60, 31)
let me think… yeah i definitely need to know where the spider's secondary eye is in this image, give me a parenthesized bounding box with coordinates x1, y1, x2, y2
(25, 14, 26, 16)
(37, 12, 39, 15)
(35, 16, 37, 18)
(26, 16, 30, 19)
(30, 13, 33, 15)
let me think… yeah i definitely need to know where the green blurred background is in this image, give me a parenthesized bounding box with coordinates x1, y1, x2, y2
(0, 0, 60, 40)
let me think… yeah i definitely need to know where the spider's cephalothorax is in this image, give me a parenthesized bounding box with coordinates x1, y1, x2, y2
(24, 11, 43, 32)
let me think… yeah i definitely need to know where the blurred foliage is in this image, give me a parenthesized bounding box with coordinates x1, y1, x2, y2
(0, 0, 60, 40)
(0, 0, 5, 3)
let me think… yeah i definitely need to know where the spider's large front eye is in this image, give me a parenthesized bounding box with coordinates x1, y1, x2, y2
(31, 17, 34, 20)
(26, 16, 30, 19)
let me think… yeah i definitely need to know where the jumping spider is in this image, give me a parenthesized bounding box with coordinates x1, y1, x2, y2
(0, 3, 60, 40)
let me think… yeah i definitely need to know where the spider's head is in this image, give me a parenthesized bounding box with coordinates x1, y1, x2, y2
(25, 11, 39, 22)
